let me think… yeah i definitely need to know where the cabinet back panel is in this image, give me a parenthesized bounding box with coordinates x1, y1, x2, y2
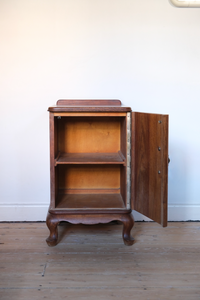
(58, 165, 120, 191)
(57, 117, 122, 153)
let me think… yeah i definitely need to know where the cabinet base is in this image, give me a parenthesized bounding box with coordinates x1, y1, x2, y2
(46, 211, 134, 246)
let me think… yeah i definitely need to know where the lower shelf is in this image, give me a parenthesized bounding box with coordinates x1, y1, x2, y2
(55, 194, 125, 209)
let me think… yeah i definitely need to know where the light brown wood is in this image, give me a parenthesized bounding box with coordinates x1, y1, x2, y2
(57, 116, 123, 154)
(58, 165, 121, 190)
(58, 188, 120, 194)
(0, 222, 200, 299)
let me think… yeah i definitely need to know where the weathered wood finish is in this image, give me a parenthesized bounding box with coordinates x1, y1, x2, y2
(131, 112, 168, 227)
(1, 222, 199, 299)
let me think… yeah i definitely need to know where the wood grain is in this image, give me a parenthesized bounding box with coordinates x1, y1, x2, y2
(131, 112, 168, 227)
(48, 107, 131, 112)
(49, 113, 56, 209)
(46, 212, 134, 246)
(56, 99, 122, 106)
(48, 106, 130, 246)
(55, 194, 125, 209)
(58, 188, 120, 195)
(0, 222, 200, 300)
(58, 165, 121, 190)
(57, 116, 122, 154)
(55, 152, 125, 165)
(54, 112, 127, 117)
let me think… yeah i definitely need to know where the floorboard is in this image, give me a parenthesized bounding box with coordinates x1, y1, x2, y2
(0, 222, 200, 300)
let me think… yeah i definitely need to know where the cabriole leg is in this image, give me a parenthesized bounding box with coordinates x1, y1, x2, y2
(121, 213, 134, 246)
(46, 212, 59, 247)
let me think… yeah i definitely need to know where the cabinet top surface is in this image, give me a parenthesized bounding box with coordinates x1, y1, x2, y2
(48, 100, 131, 112)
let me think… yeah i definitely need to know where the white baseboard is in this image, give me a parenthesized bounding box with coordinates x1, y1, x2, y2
(133, 205, 200, 222)
(167, 204, 200, 221)
(0, 204, 199, 222)
(0, 204, 49, 222)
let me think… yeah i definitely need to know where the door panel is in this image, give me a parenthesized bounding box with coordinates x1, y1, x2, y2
(131, 112, 168, 227)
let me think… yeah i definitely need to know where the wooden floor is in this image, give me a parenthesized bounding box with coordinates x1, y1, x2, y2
(0, 222, 200, 300)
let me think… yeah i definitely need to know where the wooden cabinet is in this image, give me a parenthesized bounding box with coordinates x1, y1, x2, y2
(46, 100, 169, 246)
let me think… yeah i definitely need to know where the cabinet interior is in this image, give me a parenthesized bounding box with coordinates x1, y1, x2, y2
(53, 115, 127, 210)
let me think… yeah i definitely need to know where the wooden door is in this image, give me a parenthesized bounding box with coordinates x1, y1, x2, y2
(131, 112, 168, 227)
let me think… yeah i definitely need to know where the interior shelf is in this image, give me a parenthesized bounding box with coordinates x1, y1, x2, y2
(55, 193, 126, 209)
(55, 151, 125, 165)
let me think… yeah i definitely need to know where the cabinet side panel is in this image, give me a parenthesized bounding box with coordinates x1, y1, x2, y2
(49, 113, 56, 209)
(131, 112, 136, 210)
(131, 112, 168, 226)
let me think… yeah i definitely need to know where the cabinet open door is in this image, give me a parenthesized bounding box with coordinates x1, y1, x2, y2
(131, 112, 169, 227)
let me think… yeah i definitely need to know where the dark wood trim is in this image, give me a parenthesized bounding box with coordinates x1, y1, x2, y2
(48, 106, 131, 113)
(56, 99, 122, 106)
(46, 211, 134, 246)
(49, 209, 132, 215)
(55, 152, 125, 165)
(50, 113, 56, 209)
(131, 112, 136, 209)
(118, 150, 125, 161)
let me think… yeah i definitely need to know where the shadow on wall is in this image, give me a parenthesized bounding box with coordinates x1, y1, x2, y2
(168, 143, 188, 205)
(133, 143, 190, 222)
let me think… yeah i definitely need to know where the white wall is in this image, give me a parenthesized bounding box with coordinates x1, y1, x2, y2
(0, 0, 200, 221)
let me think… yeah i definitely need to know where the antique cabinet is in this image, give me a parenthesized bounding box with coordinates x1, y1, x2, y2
(46, 100, 168, 246)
